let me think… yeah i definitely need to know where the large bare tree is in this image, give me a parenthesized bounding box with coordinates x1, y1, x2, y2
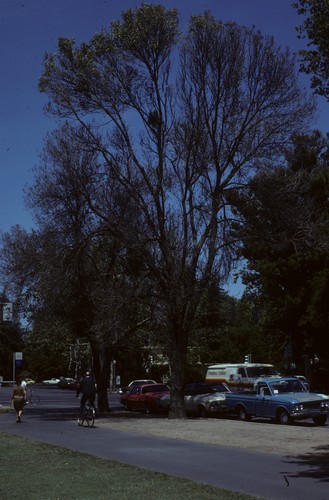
(38, 5, 315, 416)
(1, 124, 149, 411)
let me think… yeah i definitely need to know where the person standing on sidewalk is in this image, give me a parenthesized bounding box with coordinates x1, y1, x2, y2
(11, 382, 26, 423)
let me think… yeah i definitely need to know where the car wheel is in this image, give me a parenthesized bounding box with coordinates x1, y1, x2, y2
(312, 415, 327, 426)
(278, 409, 291, 425)
(198, 405, 208, 418)
(237, 405, 250, 421)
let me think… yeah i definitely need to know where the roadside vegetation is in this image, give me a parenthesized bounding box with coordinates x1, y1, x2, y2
(0, 432, 256, 500)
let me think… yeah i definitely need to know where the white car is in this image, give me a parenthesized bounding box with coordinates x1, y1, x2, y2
(42, 377, 60, 385)
(158, 381, 230, 417)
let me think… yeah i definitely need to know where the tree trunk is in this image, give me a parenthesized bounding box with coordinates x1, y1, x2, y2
(97, 374, 110, 414)
(92, 345, 111, 413)
(168, 323, 188, 419)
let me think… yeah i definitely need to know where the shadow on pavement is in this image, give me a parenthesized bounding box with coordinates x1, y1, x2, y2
(24, 405, 78, 421)
(284, 444, 329, 482)
(23, 404, 165, 422)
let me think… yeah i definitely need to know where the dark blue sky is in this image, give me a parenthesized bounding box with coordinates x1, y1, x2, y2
(1, 0, 328, 292)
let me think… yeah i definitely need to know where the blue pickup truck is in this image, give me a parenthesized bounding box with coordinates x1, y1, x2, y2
(225, 377, 329, 425)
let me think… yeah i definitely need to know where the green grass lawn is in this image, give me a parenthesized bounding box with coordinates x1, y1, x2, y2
(0, 432, 258, 500)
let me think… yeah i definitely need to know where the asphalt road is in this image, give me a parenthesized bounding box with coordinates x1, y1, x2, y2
(1, 385, 328, 500)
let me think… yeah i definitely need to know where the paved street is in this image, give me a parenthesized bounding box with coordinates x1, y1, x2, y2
(1, 385, 328, 499)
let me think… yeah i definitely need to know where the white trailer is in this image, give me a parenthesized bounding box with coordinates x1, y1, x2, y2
(206, 363, 277, 390)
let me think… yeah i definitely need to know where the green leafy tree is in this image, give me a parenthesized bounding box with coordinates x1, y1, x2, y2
(38, 5, 314, 417)
(0, 294, 22, 380)
(22, 322, 73, 381)
(190, 290, 283, 368)
(233, 131, 329, 388)
(294, 0, 329, 100)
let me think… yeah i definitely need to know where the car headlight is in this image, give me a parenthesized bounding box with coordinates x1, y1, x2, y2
(293, 404, 304, 412)
(320, 401, 329, 408)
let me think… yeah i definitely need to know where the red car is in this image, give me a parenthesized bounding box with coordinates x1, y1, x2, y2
(121, 383, 170, 413)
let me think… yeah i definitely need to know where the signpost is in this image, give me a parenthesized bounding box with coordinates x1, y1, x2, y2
(13, 352, 23, 385)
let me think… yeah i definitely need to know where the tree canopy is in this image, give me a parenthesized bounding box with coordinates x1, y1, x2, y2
(294, 0, 329, 100)
(1, 4, 317, 414)
(233, 131, 329, 389)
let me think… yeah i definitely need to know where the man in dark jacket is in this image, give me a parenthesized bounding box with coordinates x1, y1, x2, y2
(77, 371, 97, 408)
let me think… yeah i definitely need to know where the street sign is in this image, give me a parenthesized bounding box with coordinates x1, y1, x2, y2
(13, 352, 23, 384)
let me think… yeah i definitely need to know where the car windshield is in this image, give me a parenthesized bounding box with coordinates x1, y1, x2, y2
(141, 384, 170, 393)
(269, 379, 306, 394)
(210, 383, 230, 393)
(130, 380, 154, 387)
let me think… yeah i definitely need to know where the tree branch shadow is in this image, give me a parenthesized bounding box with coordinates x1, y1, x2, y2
(284, 445, 329, 481)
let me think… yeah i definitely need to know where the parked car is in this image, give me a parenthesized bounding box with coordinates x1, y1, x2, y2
(57, 377, 78, 390)
(121, 383, 170, 412)
(42, 377, 60, 385)
(225, 377, 329, 425)
(295, 375, 309, 391)
(117, 379, 157, 395)
(158, 382, 231, 417)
